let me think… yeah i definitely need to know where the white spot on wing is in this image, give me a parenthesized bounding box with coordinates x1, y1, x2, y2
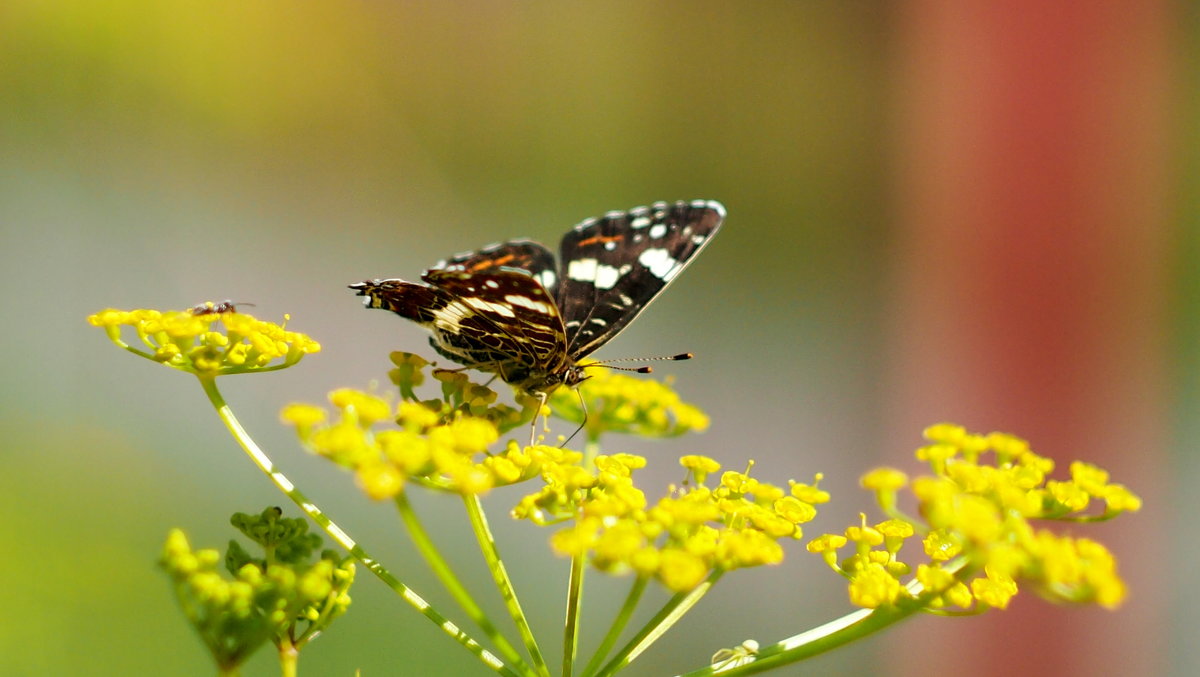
(631, 216, 651, 229)
(567, 258, 599, 282)
(638, 247, 679, 280)
(648, 223, 667, 239)
(485, 279, 500, 289)
(537, 270, 557, 290)
(504, 294, 554, 315)
(465, 296, 516, 317)
(434, 301, 472, 331)
(593, 263, 630, 290)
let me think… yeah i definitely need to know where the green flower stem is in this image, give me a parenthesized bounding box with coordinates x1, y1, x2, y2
(197, 375, 518, 677)
(394, 492, 533, 675)
(583, 437, 601, 467)
(278, 641, 298, 677)
(463, 493, 551, 677)
(580, 575, 648, 677)
(593, 569, 724, 677)
(674, 601, 923, 676)
(562, 553, 585, 677)
(674, 574, 953, 676)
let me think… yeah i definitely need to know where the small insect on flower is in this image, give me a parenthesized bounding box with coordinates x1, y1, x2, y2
(189, 300, 253, 315)
(350, 200, 725, 445)
(88, 305, 319, 375)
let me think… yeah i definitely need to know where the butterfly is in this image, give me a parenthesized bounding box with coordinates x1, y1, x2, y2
(350, 199, 725, 440)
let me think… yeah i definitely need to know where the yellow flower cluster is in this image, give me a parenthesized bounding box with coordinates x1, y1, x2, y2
(281, 389, 523, 498)
(389, 352, 536, 434)
(282, 354, 798, 592)
(808, 423, 1139, 612)
(548, 370, 710, 440)
(88, 305, 320, 376)
(522, 457, 825, 592)
(281, 353, 714, 501)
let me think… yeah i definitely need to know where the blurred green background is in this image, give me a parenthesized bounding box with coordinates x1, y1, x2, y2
(0, 2, 1191, 676)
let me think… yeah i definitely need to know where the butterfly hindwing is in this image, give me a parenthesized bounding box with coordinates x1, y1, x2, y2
(417, 269, 571, 390)
(556, 199, 725, 358)
(349, 279, 444, 324)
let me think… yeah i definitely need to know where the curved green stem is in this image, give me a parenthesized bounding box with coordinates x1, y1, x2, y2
(594, 569, 724, 677)
(674, 565, 969, 676)
(394, 492, 532, 675)
(197, 375, 518, 677)
(580, 575, 648, 677)
(673, 601, 921, 676)
(463, 493, 551, 677)
(562, 553, 585, 677)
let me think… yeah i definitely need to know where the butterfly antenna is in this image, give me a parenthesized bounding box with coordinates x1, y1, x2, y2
(581, 353, 693, 374)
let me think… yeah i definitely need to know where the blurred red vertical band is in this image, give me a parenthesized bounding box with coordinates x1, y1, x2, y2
(888, 1, 1172, 676)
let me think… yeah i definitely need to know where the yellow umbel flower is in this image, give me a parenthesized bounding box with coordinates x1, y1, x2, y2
(809, 423, 1139, 613)
(89, 305, 320, 376)
(286, 353, 798, 593)
(284, 387, 520, 498)
(548, 370, 709, 440)
(533, 456, 818, 592)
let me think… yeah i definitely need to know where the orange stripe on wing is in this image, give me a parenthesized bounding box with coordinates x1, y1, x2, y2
(467, 254, 516, 271)
(575, 234, 623, 248)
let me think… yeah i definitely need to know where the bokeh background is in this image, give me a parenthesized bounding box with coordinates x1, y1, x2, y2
(1, 2, 1191, 675)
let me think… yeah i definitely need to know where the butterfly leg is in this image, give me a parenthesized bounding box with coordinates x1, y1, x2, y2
(560, 388, 588, 448)
(529, 390, 548, 448)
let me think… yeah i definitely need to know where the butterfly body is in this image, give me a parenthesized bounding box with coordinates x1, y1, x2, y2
(351, 199, 725, 395)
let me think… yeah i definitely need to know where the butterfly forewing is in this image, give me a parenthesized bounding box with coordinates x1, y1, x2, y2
(557, 200, 725, 358)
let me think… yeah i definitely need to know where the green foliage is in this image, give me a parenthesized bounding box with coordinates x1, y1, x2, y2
(159, 508, 355, 675)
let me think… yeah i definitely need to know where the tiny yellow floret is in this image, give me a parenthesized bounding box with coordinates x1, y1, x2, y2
(848, 563, 903, 608)
(860, 467, 908, 491)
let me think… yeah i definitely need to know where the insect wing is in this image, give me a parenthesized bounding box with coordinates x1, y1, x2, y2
(556, 199, 725, 358)
(421, 269, 567, 365)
